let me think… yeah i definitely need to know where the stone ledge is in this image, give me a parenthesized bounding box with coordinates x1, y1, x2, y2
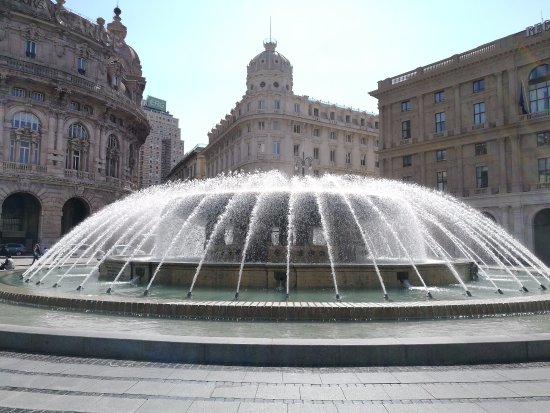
(0, 323, 550, 366)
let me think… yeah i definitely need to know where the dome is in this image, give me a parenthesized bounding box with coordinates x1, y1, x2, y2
(246, 39, 293, 93)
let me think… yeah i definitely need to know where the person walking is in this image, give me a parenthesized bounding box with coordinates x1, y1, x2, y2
(31, 242, 41, 264)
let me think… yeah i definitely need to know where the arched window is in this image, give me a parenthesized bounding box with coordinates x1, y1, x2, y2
(106, 134, 120, 178)
(11, 111, 40, 131)
(528, 64, 550, 114)
(68, 123, 89, 140)
(9, 112, 41, 165)
(66, 122, 90, 172)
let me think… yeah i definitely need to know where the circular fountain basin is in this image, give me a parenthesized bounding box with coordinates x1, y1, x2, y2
(3, 263, 550, 321)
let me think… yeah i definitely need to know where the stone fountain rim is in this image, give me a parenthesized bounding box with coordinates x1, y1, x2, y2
(1, 271, 550, 322)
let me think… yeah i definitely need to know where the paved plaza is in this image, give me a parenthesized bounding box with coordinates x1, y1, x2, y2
(0, 351, 549, 412)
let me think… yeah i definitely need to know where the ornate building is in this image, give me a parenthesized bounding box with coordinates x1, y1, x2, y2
(167, 144, 206, 182)
(370, 23, 550, 264)
(0, 0, 149, 248)
(139, 96, 183, 188)
(204, 39, 379, 178)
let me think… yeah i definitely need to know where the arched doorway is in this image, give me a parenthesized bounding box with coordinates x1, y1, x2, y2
(481, 211, 497, 222)
(534, 209, 550, 265)
(1, 193, 41, 249)
(61, 198, 90, 236)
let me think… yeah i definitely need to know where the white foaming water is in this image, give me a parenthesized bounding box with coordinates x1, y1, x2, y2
(21, 171, 550, 300)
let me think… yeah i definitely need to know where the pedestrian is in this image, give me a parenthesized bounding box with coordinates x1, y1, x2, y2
(0, 255, 14, 270)
(32, 242, 41, 264)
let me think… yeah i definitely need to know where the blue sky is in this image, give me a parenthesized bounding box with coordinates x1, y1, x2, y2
(71, 0, 549, 151)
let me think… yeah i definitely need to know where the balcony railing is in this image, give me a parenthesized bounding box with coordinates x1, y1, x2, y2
(64, 169, 93, 180)
(2, 161, 47, 173)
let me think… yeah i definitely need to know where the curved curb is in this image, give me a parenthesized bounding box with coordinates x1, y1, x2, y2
(0, 323, 550, 366)
(1, 276, 550, 321)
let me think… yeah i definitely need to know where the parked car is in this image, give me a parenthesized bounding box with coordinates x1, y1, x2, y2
(0, 243, 27, 256)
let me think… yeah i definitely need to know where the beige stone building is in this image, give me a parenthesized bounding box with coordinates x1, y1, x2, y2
(204, 40, 379, 178)
(370, 23, 550, 264)
(167, 144, 206, 182)
(139, 96, 183, 188)
(0, 1, 149, 248)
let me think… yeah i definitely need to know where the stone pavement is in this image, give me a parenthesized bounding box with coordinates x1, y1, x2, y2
(0, 351, 550, 412)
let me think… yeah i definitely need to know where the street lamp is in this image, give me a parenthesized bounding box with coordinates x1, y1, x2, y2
(295, 152, 313, 177)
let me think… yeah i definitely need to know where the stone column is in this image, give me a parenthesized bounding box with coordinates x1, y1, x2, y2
(510, 134, 522, 193)
(496, 71, 504, 126)
(419, 151, 426, 186)
(417, 95, 424, 141)
(0, 99, 5, 158)
(454, 85, 461, 134)
(511, 206, 525, 244)
(498, 137, 507, 193)
(455, 144, 464, 196)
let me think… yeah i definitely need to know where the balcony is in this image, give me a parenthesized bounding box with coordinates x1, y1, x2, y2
(2, 161, 47, 173)
(64, 169, 93, 180)
(537, 183, 550, 190)
(520, 109, 550, 122)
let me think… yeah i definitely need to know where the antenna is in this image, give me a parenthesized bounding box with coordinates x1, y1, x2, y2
(269, 16, 272, 42)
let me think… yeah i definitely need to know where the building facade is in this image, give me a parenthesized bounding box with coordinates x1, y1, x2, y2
(204, 40, 379, 178)
(0, 0, 149, 248)
(370, 23, 550, 264)
(167, 144, 206, 182)
(139, 96, 183, 188)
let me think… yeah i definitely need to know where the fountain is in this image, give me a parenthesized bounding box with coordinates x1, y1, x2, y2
(2, 171, 549, 322)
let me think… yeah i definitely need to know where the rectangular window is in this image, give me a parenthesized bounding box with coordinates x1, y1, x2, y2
(329, 131, 336, 140)
(246, 102, 251, 112)
(293, 144, 300, 157)
(346, 134, 352, 143)
(77, 57, 86, 74)
(294, 103, 300, 113)
(475, 142, 487, 156)
(72, 150, 80, 170)
(436, 149, 447, 162)
(345, 115, 351, 123)
(313, 128, 320, 137)
(19, 140, 30, 164)
(401, 100, 411, 112)
(360, 154, 367, 166)
(274, 100, 280, 110)
(473, 102, 486, 125)
(12, 87, 25, 97)
(313, 108, 319, 116)
(435, 112, 446, 132)
(25, 40, 36, 58)
(403, 155, 412, 167)
(360, 137, 366, 145)
(537, 131, 550, 146)
(360, 118, 365, 126)
(345, 152, 351, 164)
(272, 141, 280, 155)
(313, 147, 319, 160)
(258, 121, 265, 130)
(434, 90, 445, 103)
(31, 91, 44, 101)
(70, 101, 80, 111)
(476, 165, 488, 188)
(9, 139, 15, 162)
(330, 149, 336, 163)
(258, 142, 265, 153)
(258, 100, 264, 110)
(401, 120, 411, 139)
(330, 111, 335, 120)
(293, 124, 301, 134)
(473, 78, 485, 93)
(436, 171, 447, 191)
(539, 158, 550, 184)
